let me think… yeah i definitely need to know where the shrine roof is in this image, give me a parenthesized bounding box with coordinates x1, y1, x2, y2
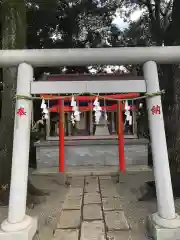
(39, 73, 144, 81)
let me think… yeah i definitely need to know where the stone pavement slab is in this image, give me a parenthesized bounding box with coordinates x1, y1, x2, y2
(101, 189, 119, 198)
(80, 221, 106, 240)
(99, 176, 112, 180)
(100, 178, 113, 183)
(102, 198, 124, 211)
(54, 229, 79, 240)
(104, 211, 129, 231)
(85, 183, 99, 193)
(85, 177, 99, 185)
(67, 187, 83, 197)
(54, 175, 131, 239)
(99, 179, 114, 186)
(70, 179, 84, 188)
(63, 197, 82, 210)
(84, 192, 101, 204)
(57, 210, 81, 229)
(71, 176, 85, 180)
(99, 180, 116, 190)
(85, 176, 98, 181)
(65, 195, 82, 200)
(100, 184, 115, 190)
(83, 204, 102, 220)
(107, 231, 148, 240)
(100, 185, 115, 191)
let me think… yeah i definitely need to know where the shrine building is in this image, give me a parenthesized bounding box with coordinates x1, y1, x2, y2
(34, 73, 149, 172)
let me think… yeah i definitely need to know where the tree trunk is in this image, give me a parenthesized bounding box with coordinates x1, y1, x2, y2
(0, 0, 26, 194)
(0, 1, 50, 206)
(159, 64, 180, 173)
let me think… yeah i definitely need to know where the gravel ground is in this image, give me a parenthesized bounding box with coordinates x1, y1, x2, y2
(1, 170, 180, 240)
(0, 174, 69, 240)
(116, 170, 180, 235)
(115, 171, 156, 239)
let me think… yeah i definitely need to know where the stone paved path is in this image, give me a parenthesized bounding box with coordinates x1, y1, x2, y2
(54, 176, 146, 240)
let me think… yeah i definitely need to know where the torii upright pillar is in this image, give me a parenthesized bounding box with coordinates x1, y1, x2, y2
(0, 63, 37, 239)
(143, 61, 180, 239)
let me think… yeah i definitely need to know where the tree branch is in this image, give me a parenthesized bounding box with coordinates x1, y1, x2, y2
(164, 0, 173, 16)
(165, 0, 180, 45)
(163, 11, 171, 31)
(155, 0, 161, 26)
(142, 0, 155, 20)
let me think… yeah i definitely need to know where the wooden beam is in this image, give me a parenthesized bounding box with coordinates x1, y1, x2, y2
(31, 80, 146, 94)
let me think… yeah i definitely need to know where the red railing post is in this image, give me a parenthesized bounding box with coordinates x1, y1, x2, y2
(59, 99, 65, 172)
(118, 101, 125, 172)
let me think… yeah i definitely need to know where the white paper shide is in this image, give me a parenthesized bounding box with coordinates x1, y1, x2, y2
(41, 99, 49, 119)
(93, 97, 102, 124)
(71, 96, 80, 125)
(124, 100, 132, 125)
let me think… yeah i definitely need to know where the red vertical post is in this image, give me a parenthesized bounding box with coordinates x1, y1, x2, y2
(59, 99, 65, 172)
(118, 101, 125, 172)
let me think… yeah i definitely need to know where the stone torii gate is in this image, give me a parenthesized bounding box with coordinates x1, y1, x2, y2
(0, 47, 180, 240)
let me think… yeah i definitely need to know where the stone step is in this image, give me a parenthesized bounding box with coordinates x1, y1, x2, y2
(31, 165, 152, 176)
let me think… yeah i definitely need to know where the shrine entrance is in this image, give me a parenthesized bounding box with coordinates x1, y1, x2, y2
(1, 47, 180, 240)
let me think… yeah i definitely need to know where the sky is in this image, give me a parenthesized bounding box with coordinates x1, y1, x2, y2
(112, 9, 143, 30)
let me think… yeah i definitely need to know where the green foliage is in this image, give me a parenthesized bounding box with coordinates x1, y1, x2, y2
(26, 0, 120, 49)
(0, 0, 122, 51)
(25, 0, 122, 75)
(119, 0, 180, 169)
(118, 0, 180, 47)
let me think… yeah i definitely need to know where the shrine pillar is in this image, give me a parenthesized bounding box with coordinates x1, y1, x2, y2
(46, 111, 50, 139)
(0, 63, 37, 239)
(132, 100, 137, 136)
(68, 112, 72, 136)
(111, 111, 116, 134)
(89, 103, 93, 135)
(143, 61, 180, 239)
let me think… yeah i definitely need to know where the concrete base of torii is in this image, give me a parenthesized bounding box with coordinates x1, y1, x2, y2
(147, 213, 180, 240)
(0, 215, 37, 240)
